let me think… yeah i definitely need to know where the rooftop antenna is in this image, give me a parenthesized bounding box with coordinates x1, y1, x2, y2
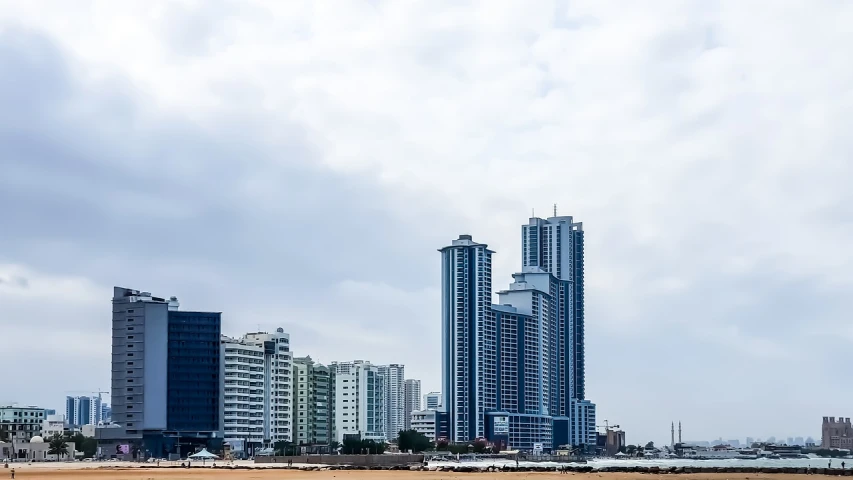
(554, 203, 558, 217)
(532, 208, 535, 218)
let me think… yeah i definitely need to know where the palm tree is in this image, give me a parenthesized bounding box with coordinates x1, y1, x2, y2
(48, 433, 68, 459)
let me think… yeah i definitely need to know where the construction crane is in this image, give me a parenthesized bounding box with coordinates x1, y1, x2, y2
(597, 420, 620, 432)
(92, 389, 109, 403)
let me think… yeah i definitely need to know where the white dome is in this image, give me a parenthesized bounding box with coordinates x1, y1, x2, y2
(30, 436, 44, 443)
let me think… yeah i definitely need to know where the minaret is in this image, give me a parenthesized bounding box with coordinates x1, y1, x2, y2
(678, 421, 682, 444)
(671, 422, 675, 447)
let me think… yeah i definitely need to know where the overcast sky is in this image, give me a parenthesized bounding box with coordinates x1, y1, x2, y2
(2, 0, 852, 446)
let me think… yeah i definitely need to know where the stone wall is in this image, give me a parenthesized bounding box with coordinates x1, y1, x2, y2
(254, 454, 425, 466)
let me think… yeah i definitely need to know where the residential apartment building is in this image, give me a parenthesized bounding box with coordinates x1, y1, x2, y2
(423, 392, 442, 411)
(410, 409, 438, 442)
(331, 360, 386, 442)
(403, 379, 421, 431)
(378, 364, 405, 440)
(41, 414, 70, 438)
(220, 328, 292, 455)
(292, 356, 334, 446)
(0, 405, 45, 442)
(440, 214, 596, 451)
(104, 287, 223, 458)
(65, 396, 103, 426)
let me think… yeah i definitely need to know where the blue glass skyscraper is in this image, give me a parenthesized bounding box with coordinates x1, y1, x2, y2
(441, 215, 595, 452)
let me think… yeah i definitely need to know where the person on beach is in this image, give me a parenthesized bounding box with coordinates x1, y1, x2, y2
(842, 461, 846, 470)
(9, 468, 14, 479)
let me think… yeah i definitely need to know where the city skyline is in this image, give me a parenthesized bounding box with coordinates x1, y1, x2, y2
(3, 1, 853, 447)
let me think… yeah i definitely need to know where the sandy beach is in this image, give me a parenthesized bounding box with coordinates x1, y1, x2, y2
(0, 463, 814, 480)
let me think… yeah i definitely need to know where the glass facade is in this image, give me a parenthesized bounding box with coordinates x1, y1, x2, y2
(166, 311, 221, 433)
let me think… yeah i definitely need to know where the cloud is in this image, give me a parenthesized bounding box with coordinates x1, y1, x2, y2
(2, 1, 853, 444)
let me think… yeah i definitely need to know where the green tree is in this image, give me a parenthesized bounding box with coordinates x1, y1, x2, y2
(274, 440, 293, 456)
(436, 439, 449, 451)
(397, 430, 433, 453)
(471, 439, 489, 454)
(645, 441, 655, 450)
(48, 433, 68, 459)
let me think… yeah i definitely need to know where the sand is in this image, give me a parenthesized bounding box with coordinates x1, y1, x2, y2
(0, 463, 808, 480)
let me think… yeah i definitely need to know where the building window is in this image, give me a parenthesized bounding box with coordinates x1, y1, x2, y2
(127, 336, 134, 339)
(127, 353, 134, 357)
(127, 326, 134, 330)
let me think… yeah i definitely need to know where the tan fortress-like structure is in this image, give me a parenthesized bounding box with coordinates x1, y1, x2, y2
(821, 417, 853, 449)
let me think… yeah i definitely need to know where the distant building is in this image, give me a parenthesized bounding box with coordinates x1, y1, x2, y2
(605, 428, 626, 456)
(378, 364, 405, 440)
(65, 396, 97, 427)
(221, 328, 293, 454)
(411, 409, 439, 442)
(794, 437, 804, 446)
(101, 404, 111, 424)
(0, 405, 45, 441)
(822, 417, 853, 449)
(569, 399, 597, 448)
(423, 392, 442, 411)
(41, 414, 70, 438)
(403, 379, 421, 431)
(727, 439, 741, 448)
(331, 360, 386, 442)
(746, 437, 754, 446)
(43, 409, 56, 416)
(292, 356, 335, 447)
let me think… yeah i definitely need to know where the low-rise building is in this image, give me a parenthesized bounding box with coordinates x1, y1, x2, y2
(0, 405, 45, 442)
(0, 436, 75, 461)
(41, 414, 70, 438)
(410, 409, 438, 442)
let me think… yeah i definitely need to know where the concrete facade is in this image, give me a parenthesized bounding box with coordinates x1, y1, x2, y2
(410, 409, 437, 441)
(110, 287, 223, 457)
(221, 328, 293, 454)
(292, 356, 334, 446)
(378, 364, 405, 440)
(0, 405, 45, 442)
(403, 379, 421, 431)
(822, 416, 853, 449)
(423, 392, 442, 411)
(331, 360, 386, 442)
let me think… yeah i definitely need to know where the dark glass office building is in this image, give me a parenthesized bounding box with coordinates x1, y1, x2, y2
(109, 288, 222, 459)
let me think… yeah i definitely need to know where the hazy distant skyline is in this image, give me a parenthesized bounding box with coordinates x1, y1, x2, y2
(2, 1, 853, 447)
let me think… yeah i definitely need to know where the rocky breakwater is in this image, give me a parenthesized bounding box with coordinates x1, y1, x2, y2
(201, 464, 853, 475)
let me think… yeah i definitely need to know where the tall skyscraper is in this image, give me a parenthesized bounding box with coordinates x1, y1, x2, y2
(105, 287, 222, 457)
(522, 215, 585, 401)
(440, 235, 493, 442)
(378, 364, 405, 440)
(221, 328, 293, 454)
(403, 379, 421, 430)
(423, 392, 442, 411)
(440, 214, 595, 451)
(331, 360, 386, 442)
